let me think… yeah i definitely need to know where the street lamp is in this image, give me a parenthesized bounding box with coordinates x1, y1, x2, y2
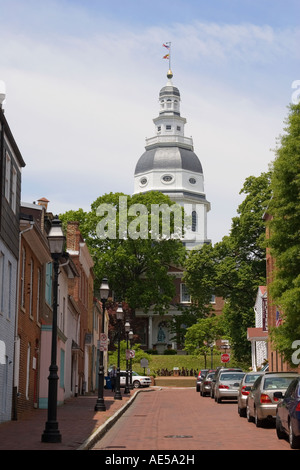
(95, 278, 110, 412)
(41, 216, 65, 443)
(128, 328, 134, 389)
(124, 320, 131, 394)
(114, 303, 124, 400)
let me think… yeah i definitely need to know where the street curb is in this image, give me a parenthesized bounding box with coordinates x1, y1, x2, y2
(77, 388, 155, 450)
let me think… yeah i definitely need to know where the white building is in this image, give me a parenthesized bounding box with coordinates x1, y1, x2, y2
(247, 286, 268, 371)
(133, 69, 211, 351)
(134, 69, 210, 250)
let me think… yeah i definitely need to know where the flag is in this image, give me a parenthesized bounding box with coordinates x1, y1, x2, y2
(276, 309, 283, 327)
(163, 43, 170, 49)
(163, 54, 169, 59)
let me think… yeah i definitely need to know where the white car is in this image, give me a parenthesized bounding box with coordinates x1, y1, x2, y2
(120, 370, 151, 388)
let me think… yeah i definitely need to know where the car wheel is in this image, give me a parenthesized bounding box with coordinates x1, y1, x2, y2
(133, 380, 140, 389)
(255, 408, 263, 428)
(217, 397, 222, 403)
(275, 415, 286, 440)
(289, 421, 300, 449)
(238, 406, 246, 418)
(246, 405, 254, 423)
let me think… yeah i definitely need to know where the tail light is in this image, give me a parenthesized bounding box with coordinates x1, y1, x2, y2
(241, 386, 249, 396)
(295, 402, 300, 412)
(204, 381, 210, 385)
(260, 393, 272, 404)
(219, 384, 229, 389)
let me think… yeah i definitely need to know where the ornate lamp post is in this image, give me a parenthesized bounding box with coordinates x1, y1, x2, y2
(128, 328, 134, 389)
(114, 303, 124, 400)
(95, 278, 110, 412)
(41, 216, 65, 443)
(124, 320, 131, 394)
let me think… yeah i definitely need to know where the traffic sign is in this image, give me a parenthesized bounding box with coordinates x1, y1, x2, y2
(221, 353, 230, 363)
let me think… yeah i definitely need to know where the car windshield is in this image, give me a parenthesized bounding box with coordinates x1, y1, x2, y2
(206, 373, 215, 379)
(132, 372, 139, 376)
(219, 373, 244, 381)
(263, 376, 297, 390)
(245, 374, 262, 383)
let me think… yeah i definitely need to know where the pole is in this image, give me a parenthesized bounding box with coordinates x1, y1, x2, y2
(95, 299, 106, 411)
(114, 320, 122, 400)
(41, 257, 62, 443)
(124, 332, 130, 394)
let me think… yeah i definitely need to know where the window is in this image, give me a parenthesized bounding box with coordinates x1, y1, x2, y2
(7, 261, 12, 319)
(11, 167, 17, 213)
(0, 252, 4, 313)
(177, 126, 181, 131)
(29, 258, 34, 317)
(26, 343, 31, 400)
(45, 262, 52, 306)
(5, 152, 11, 202)
(166, 125, 171, 130)
(192, 211, 197, 232)
(180, 283, 191, 303)
(36, 268, 41, 323)
(20, 248, 26, 309)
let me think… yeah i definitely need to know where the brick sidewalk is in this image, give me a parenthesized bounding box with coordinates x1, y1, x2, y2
(0, 388, 141, 450)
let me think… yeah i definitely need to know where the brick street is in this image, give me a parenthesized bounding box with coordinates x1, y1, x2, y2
(92, 387, 292, 451)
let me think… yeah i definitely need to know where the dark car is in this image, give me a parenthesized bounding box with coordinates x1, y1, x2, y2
(196, 369, 209, 392)
(275, 376, 300, 449)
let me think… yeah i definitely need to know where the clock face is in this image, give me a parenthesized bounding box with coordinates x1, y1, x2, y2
(189, 177, 196, 184)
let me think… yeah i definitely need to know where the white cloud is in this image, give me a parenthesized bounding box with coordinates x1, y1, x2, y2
(0, 7, 298, 243)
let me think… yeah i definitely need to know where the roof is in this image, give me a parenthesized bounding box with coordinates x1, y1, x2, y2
(135, 146, 203, 175)
(247, 327, 268, 341)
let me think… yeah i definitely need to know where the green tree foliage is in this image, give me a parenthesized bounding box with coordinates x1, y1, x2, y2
(267, 103, 300, 365)
(184, 316, 224, 357)
(184, 172, 272, 362)
(60, 191, 185, 315)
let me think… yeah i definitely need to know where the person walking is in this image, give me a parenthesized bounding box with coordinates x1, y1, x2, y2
(109, 366, 117, 392)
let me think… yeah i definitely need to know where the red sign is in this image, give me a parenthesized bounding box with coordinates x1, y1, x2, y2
(221, 353, 230, 363)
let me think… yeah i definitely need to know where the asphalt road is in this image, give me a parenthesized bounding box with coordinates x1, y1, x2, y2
(91, 386, 293, 451)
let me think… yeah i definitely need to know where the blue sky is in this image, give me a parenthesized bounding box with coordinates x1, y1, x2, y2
(0, 0, 299, 243)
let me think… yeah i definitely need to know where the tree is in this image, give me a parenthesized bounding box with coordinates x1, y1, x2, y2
(267, 103, 300, 365)
(184, 316, 224, 363)
(184, 172, 272, 362)
(60, 191, 185, 316)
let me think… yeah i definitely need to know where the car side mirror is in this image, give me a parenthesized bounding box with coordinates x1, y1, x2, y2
(244, 386, 252, 392)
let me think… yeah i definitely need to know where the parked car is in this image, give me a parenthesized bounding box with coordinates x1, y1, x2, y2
(210, 367, 243, 399)
(237, 371, 265, 417)
(118, 370, 151, 388)
(200, 370, 216, 396)
(196, 369, 208, 392)
(275, 376, 300, 449)
(214, 371, 245, 403)
(246, 372, 299, 427)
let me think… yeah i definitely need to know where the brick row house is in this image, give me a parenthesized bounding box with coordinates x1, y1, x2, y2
(13, 204, 108, 420)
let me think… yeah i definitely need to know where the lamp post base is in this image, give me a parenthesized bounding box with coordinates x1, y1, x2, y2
(94, 399, 106, 412)
(41, 423, 62, 443)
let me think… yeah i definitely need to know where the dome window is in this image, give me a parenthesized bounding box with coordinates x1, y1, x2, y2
(162, 174, 174, 184)
(166, 125, 172, 130)
(189, 177, 197, 185)
(140, 177, 148, 186)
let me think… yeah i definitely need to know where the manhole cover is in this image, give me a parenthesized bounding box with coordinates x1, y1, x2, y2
(164, 435, 193, 439)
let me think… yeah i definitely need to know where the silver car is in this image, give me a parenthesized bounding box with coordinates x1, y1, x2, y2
(246, 372, 299, 427)
(237, 371, 264, 417)
(214, 371, 245, 403)
(200, 371, 216, 397)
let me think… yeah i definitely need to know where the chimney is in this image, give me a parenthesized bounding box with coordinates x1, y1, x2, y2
(37, 197, 49, 211)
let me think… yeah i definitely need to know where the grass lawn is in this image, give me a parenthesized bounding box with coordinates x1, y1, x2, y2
(132, 354, 228, 376)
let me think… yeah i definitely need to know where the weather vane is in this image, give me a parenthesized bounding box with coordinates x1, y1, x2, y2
(162, 42, 172, 75)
